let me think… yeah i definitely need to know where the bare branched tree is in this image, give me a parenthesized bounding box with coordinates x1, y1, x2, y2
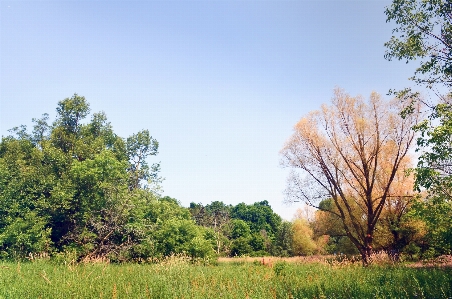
(280, 88, 421, 265)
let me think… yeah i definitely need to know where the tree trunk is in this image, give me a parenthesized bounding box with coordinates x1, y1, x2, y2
(360, 233, 373, 266)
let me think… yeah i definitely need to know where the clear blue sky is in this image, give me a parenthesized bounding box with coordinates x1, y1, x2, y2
(0, 1, 417, 220)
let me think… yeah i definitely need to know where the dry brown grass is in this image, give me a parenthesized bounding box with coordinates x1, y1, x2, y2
(408, 255, 452, 268)
(217, 255, 337, 267)
(218, 252, 452, 268)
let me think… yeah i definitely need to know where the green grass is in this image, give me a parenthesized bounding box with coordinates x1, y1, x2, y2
(0, 260, 451, 298)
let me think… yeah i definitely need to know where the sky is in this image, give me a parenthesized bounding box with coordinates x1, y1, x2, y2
(0, 0, 418, 220)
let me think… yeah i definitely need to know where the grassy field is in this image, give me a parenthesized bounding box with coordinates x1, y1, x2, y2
(0, 257, 451, 299)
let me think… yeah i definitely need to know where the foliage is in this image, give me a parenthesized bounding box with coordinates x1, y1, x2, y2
(412, 194, 452, 255)
(271, 221, 294, 257)
(281, 88, 420, 265)
(0, 94, 215, 261)
(291, 219, 317, 256)
(0, 212, 51, 259)
(126, 130, 160, 191)
(231, 201, 282, 238)
(385, 0, 452, 88)
(153, 218, 214, 259)
(385, 0, 452, 256)
(410, 99, 452, 256)
(312, 200, 357, 255)
(0, 96, 289, 260)
(189, 201, 232, 229)
(189, 201, 283, 257)
(230, 237, 253, 256)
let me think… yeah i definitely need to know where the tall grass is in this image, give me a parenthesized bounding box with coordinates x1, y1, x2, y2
(0, 258, 450, 298)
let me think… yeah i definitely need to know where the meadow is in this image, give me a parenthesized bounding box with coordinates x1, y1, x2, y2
(0, 257, 451, 299)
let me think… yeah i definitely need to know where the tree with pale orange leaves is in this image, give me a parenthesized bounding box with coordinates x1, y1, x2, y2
(281, 88, 421, 265)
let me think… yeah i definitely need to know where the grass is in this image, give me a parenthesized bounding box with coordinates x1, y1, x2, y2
(0, 258, 451, 298)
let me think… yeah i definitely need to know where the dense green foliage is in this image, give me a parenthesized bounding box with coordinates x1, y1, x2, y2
(1, 260, 450, 298)
(188, 201, 284, 257)
(0, 95, 293, 260)
(0, 95, 213, 261)
(385, 0, 452, 256)
(409, 101, 452, 256)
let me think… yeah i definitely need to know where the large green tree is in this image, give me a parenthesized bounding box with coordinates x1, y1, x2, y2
(189, 201, 232, 254)
(0, 94, 198, 261)
(231, 201, 282, 239)
(385, 0, 452, 255)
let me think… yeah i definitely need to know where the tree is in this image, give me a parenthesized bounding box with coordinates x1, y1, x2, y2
(271, 221, 294, 257)
(385, 0, 452, 89)
(291, 218, 317, 256)
(153, 218, 214, 260)
(0, 94, 166, 261)
(407, 95, 452, 256)
(230, 201, 282, 255)
(311, 199, 358, 255)
(188, 201, 284, 257)
(374, 173, 427, 260)
(227, 219, 251, 256)
(231, 201, 282, 239)
(385, 0, 452, 256)
(280, 89, 420, 265)
(189, 201, 231, 230)
(126, 130, 160, 191)
(51, 94, 90, 154)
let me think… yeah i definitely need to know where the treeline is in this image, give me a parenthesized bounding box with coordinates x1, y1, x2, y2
(189, 201, 283, 257)
(0, 95, 221, 261)
(0, 95, 294, 261)
(0, 94, 449, 262)
(188, 198, 436, 260)
(0, 90, 325, 261)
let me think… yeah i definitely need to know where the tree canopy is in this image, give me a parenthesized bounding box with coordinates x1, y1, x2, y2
(0, 95, 207, 261)
(0, 100, 291, 261)
(281, 88, 421, 265)
(385, 0, 452, 256)
(385, 0, 452, 88)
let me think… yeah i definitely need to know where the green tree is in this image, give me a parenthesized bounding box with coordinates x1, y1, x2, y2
(292, 218, 317, 256)
(126, 130, 160, 191)
(409, 101, 452, 255)
(231, 201, 282, 239)
(0, 211, 51, 259)
(271, 221, 294, 257)
(189, 201, 232, 255)
(0, 137, 55, 258)
(0, 94, 166, 261)
(385, 0, 452, 88)
(230, 219, 251, 239)
(230, 201, 282, 255)
(385, 0, 452, 256)
(153, 218, 214, 259)
(189, 201, 232, 230)
(51, 94, 90, 154)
